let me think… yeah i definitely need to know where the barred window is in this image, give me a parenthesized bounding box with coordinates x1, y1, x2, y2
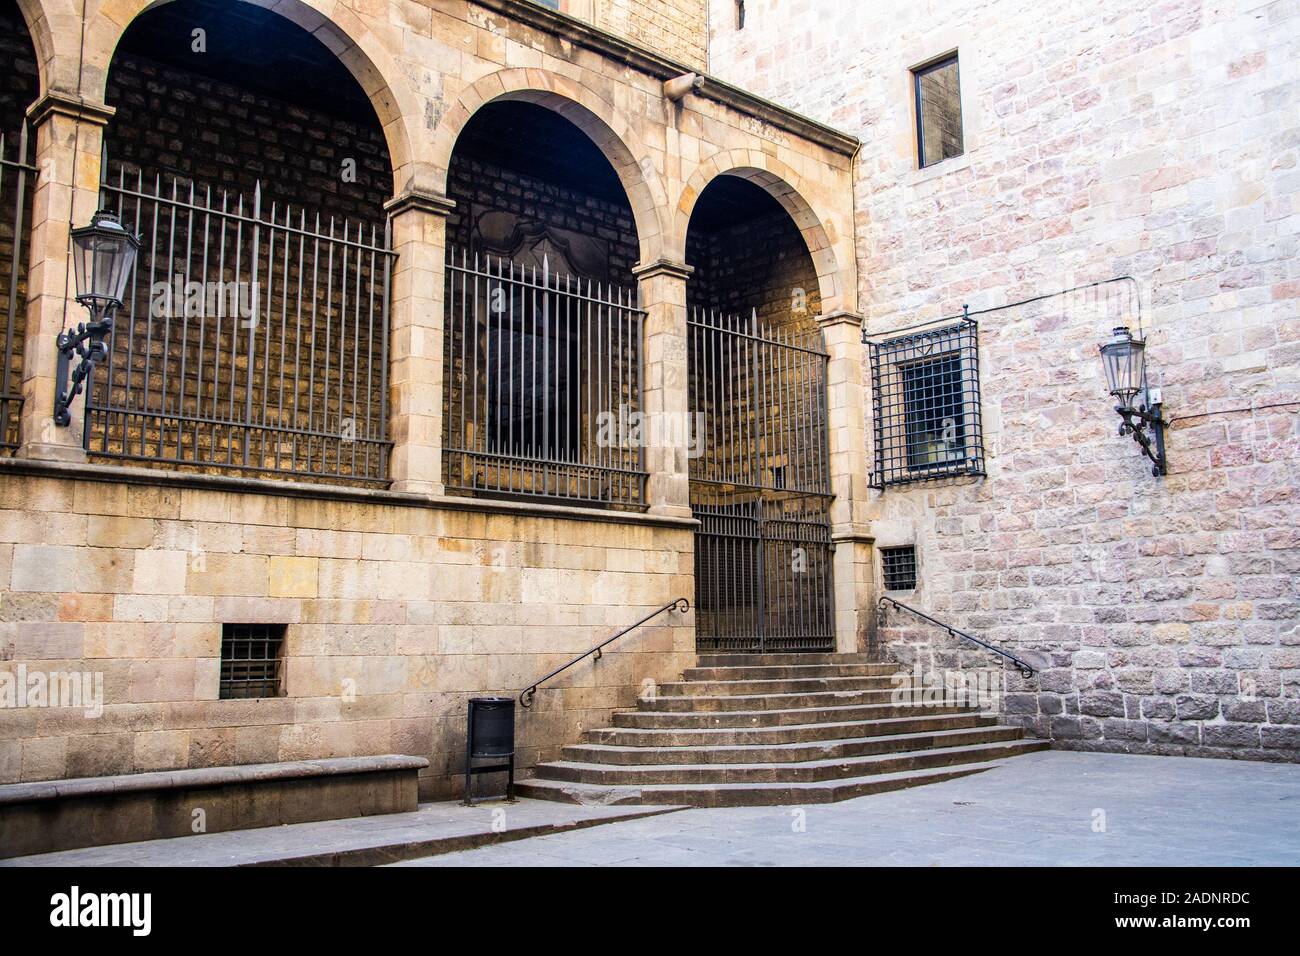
(881, 546, 918, 591)
(219, 624, 286, 699)
(914, 54, 963, 168)
(867, 319, 984, 488)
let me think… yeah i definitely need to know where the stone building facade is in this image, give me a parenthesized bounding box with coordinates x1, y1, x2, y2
(0, 0, 868, 797)
(708, 0, 1300, 759)
(0, 0, 1295, 812)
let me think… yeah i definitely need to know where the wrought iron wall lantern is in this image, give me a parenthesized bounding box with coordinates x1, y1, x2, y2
(1099, 326, 1167, 477)
(53, 210, 140, 426)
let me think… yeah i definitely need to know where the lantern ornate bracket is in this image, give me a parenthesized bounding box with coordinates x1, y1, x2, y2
(53, 317, 114, 427)
(1115, 397, 1167, 477)
(53, 210, 140, 428)
(1099, 326, 1167, 478)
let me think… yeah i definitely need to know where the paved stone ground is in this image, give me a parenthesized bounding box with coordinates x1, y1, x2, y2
(393, 752, 1300, 866)
(1, 799, 682, 867)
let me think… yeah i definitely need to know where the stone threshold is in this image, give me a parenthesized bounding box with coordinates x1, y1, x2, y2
(0, 457, 699, 530)
(0, 797, 687, 867)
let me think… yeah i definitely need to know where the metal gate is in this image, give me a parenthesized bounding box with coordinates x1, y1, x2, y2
(688, 308, 835, 652)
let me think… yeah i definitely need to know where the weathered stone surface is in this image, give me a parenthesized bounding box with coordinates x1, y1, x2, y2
(711, 0, 1299, 764)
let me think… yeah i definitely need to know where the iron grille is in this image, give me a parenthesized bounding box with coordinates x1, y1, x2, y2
(86, 162, 395, 484)
(219, 623, 286, 699)
(880, 545, 918, 591)
(688, 309, 835, 653)
(442, 245, 647, 508)
(868, 318, 984, 488)
(0, 124, 34, 454)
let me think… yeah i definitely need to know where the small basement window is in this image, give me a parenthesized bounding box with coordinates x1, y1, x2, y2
(881, 546, 918, 591)
(220, 624, 286, 699)
(913, 54, 963, 168)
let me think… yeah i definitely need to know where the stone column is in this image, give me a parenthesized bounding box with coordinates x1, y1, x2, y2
(383, 188, 455, 496)
(819, 309, 875, 654)
(635, 258, 693, 519)
(16, 93, 115, 462)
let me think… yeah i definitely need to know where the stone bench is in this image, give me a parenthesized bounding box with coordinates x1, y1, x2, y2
(0, 754, 429, 859)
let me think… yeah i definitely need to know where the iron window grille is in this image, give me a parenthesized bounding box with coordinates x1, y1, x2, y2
(913, 54, 963, 168)
(868, 318, 984, 488)
(219, 623, 286, 699)
(880, 545, 918, 591)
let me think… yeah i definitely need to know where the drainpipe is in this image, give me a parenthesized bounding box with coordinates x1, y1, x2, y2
(664, 73, 700, 102)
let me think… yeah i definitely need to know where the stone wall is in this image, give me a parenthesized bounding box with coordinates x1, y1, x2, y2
(0, 468, 694, 797)
(1, 0, 863, 795)
(709, 0, 1300, 760)
(596, 0, 709, 71)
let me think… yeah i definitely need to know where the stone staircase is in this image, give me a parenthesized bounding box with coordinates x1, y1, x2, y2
(518, 653, 1048, 807)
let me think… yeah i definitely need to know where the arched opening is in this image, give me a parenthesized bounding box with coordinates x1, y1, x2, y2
(442, 99, 646, 508)
(0, 0, 39, 453)
(684, 174, 835, 652)
(105, 0, 392, 218)
(685, 175, 823, 331)
(89, 0, 397, 483)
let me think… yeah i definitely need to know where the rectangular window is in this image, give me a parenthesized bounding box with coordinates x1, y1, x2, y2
(903, 353, 966, 472)
(913, 55, 963, 168)
(881, 546, 918, 591)
(867, 318, 984, 488)
(219, 624, 286, 699)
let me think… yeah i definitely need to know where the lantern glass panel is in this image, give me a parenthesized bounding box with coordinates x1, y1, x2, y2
(71, 214, 140, 310)
(1100, 327, 1145, 407)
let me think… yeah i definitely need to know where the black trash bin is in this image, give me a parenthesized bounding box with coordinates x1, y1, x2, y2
(463, 697, 515, 804)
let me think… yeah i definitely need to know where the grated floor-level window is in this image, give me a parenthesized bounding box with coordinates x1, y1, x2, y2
(881, 546, 918, 591)
(867, 318, 985, 488)
(219, 624, 286, 699)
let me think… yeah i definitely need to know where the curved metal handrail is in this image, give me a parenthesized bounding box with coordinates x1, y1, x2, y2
(519, 598, 690, 709)
(877, 596, 1037, 678)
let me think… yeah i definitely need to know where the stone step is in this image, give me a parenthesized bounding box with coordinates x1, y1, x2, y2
(641, 687, 905, 712)
(659, 675, 899, 697)
(612, 701, 983, 730)
(533, 739, 1050, 786)
(584, 712, 998, 748)
(562, 725, 1027, 766)
(682, 663, 899, 681)
(516, 763, 999, 808)
(695, 653, 880, 667)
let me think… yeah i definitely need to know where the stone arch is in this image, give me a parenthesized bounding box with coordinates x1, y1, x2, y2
(10, 0, 64, 97)
(431, 68, 670, 266)
(82, 0, 418, 195)
(675, 152, 844, 314)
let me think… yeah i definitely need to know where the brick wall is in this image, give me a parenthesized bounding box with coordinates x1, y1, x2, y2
(446, 156, 641, 286)
(687, 209, 824, 330)
(709, 0, 1300, 761)
(104, 51, 392, 222)
(0, 1, 37, 139)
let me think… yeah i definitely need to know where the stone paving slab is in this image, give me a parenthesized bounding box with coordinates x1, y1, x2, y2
(393, 751, 1300, 867)
(0, 799, 686, 867)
